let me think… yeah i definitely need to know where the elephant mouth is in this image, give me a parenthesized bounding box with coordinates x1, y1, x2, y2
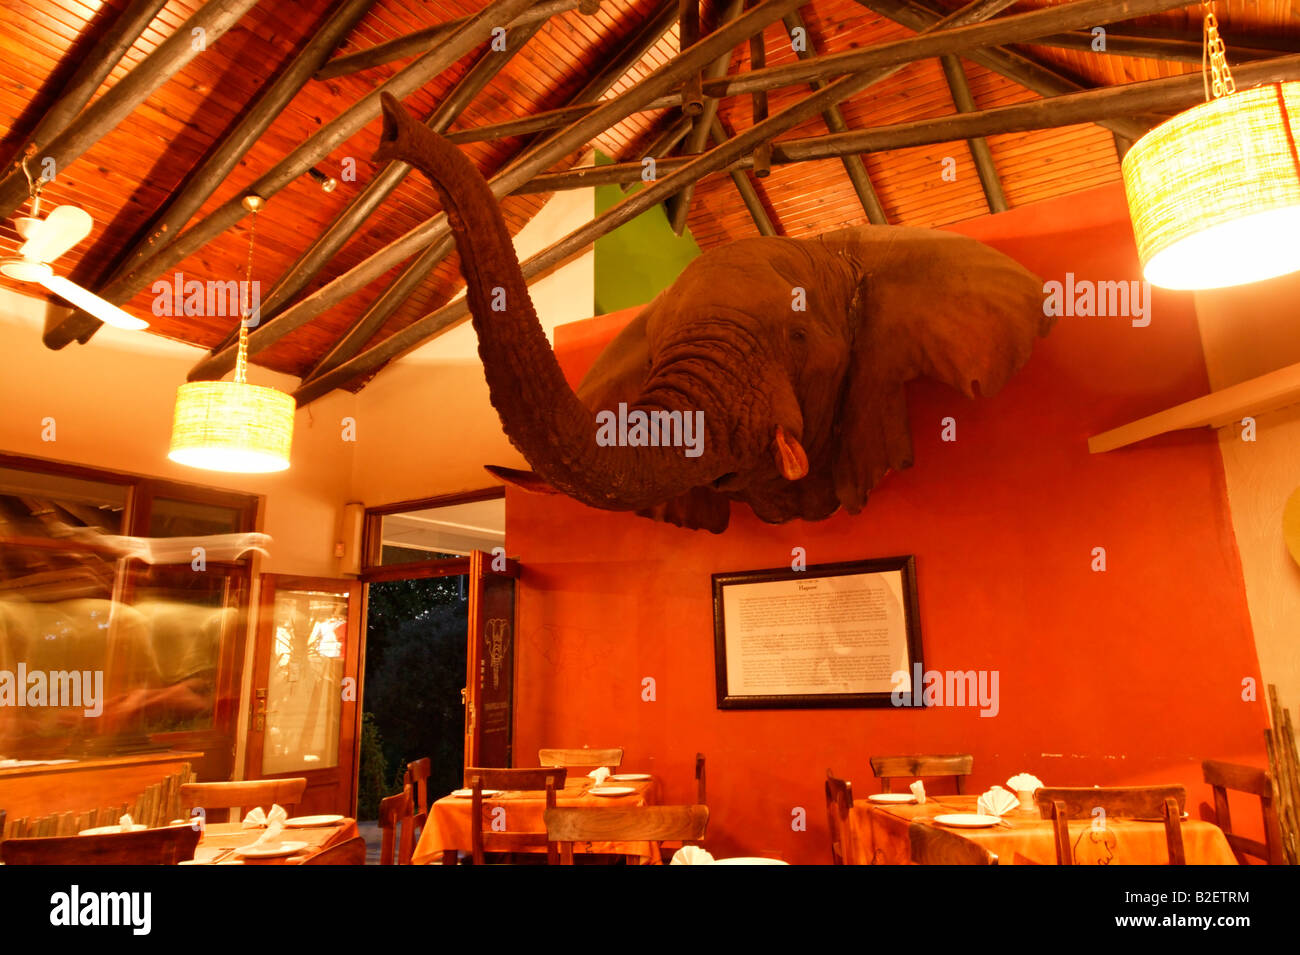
(773, 425, 809, 481)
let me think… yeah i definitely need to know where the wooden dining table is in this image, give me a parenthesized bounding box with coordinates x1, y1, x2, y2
(412, 776, 660, 865)
(850, 795, 1238, 865)
(186, 818, 359, 865)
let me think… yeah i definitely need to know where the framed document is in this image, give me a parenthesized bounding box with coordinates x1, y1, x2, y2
(711, 556, 923, 710)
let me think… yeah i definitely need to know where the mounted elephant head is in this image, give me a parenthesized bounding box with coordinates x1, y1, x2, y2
(374, 94, 1053, 533)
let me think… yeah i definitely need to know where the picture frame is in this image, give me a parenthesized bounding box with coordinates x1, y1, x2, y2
(711, 556, 923, 710)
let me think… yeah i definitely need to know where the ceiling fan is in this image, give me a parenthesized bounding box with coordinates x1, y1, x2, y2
(1, 194, 148, 331)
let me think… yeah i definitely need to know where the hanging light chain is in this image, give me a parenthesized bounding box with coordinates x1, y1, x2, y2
(234, 206, 259, 386)
(1202, 1, 1235, 99)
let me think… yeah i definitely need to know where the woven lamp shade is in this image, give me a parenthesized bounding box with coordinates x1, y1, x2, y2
(1122, 81, 1300, 290)
(168, 380, 294, 473)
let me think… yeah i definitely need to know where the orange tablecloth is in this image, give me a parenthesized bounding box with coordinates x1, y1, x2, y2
(850, 797, 1237, 865)
(412, 777, 659, 865)
(190, 819, 358, 865)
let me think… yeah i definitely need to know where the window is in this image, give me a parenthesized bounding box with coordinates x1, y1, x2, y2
(0, 454, 257, 770)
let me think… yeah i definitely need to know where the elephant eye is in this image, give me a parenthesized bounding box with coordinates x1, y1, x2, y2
(789, 328, 807, 344)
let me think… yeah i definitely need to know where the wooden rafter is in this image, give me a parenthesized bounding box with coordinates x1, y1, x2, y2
(45, 0, 379, 349)
(0, 0, 263, 221)
(0, 0, 168, 177)
(314, 0, 604, 81)
(94, 0, 539, 347)
(679, 1, 705, 116)
(712, 117, 779, 236)
(939, 54, 1008, 214)
(1029, 27, 1300, 64)
(783, 7, 888, 225)
(189, 0, 808, 383)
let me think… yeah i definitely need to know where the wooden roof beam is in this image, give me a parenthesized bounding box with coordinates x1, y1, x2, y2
(783, 8, 887, 225)
(515, 52, 1300, 192)
(852, 0, 1153, 142)
(665, 0, 747, 236)
(44, 0, 379, 350)
(293, 1, 683, 383)
(314, 0, 603, 81)
(1, 0, 168, 179)
(1029, 28, 1300, 64)
(190, 0, 808, 383)
(939, 54, 1008, 214)
(90, 0, 537, 348)
(0, 0, 262, 221)
(712, 117, 778, 236)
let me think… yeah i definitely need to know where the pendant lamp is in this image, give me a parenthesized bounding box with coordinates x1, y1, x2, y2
(167, 197, 294, 473)
(1121, 3, 1300, 290)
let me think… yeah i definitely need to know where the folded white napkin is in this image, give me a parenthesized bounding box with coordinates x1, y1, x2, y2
(670, 845, 715, 865)
(976, 785, 1019, 816)
(241, 803, 288, 829)
(587, 766, 611, 787)
(1006, 772, 1044, 793)
(251, 819, 284, 847)
(118, 814, 134, 832)
(909, 780, 927, 804)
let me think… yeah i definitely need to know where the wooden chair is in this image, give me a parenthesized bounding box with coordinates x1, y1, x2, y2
(870, 754, 974, 794)
(1, 825, 201, 865)
(910, 822, 998, 865)
(405, 757, 432, 831)
(545, 805, 708, 865)
(825, 770, 856, 865)
(378, 787, 414, 865)
(1034, 786, 1187, 865)
(538, 747, 623, 769)
(466, 767, 568, 865)
(303, 836, 368, 866)
(179, 777, 308, 824)
(695, 753, 706, 803)
(1202, 760, 1284, 865)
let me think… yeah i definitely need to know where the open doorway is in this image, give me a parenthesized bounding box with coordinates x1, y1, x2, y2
(356, 491, 505, 821)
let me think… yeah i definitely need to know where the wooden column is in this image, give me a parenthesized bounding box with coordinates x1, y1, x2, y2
(679, 1, 704, 115)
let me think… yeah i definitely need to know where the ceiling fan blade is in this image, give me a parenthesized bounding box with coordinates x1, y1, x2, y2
(40, 274, 149, 331)
(19, 205, 93, 263)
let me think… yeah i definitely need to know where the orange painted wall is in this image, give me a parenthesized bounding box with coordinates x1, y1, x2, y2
(507, 184, 1270, 864)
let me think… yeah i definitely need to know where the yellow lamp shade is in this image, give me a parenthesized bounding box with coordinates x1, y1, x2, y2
(1122, 82, 1300, 290)
(168, 380, 294, 473)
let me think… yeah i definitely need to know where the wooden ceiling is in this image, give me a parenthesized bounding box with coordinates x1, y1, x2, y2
(1, 0, 1297, 399)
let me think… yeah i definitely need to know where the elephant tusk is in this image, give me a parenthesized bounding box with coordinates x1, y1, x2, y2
(773, 425, 809, 481)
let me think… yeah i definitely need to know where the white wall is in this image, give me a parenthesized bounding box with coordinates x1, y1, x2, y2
(1196, 270, 1300, 728)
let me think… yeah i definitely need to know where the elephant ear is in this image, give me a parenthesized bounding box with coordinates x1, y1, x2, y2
(819, 226, 1051, 513)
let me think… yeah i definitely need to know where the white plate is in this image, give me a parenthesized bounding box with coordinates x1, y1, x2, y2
(588, 786, 637, 797)
(867, 793, 917, 804)
(714, 857, 790, 865)
(933, 813, 1002, 828)
(78, 824, 148, 836)
(609, 773, 651, 781)
(285, 814, 345, 828)
(451, 788, 503, 798)
(233, 840, 310, 859)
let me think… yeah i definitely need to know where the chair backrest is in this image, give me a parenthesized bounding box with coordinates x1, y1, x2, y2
(545, 805, 708, 864)
(1034, 785, 1187, 865)
(909, 822, 998, 865)
(537, 747, 623, 768)
(1, 825, 201, 865)
(404, 757, 432, 817)
(1202, 760, 1283, 865)
(465, 767, 567, 865)
(303, 836, 368, 866)
(870, 754, 974, 794)
(825, 770, 855, 865)
(378, 787, 414, 865)
(695, 752, 706, 804)
(179, 778, 308, 824)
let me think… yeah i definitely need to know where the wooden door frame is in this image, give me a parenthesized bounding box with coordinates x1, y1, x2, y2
(244, 573, 364, 815)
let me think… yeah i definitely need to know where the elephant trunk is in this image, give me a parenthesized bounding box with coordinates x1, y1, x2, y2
(373, 94, 738, 510)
